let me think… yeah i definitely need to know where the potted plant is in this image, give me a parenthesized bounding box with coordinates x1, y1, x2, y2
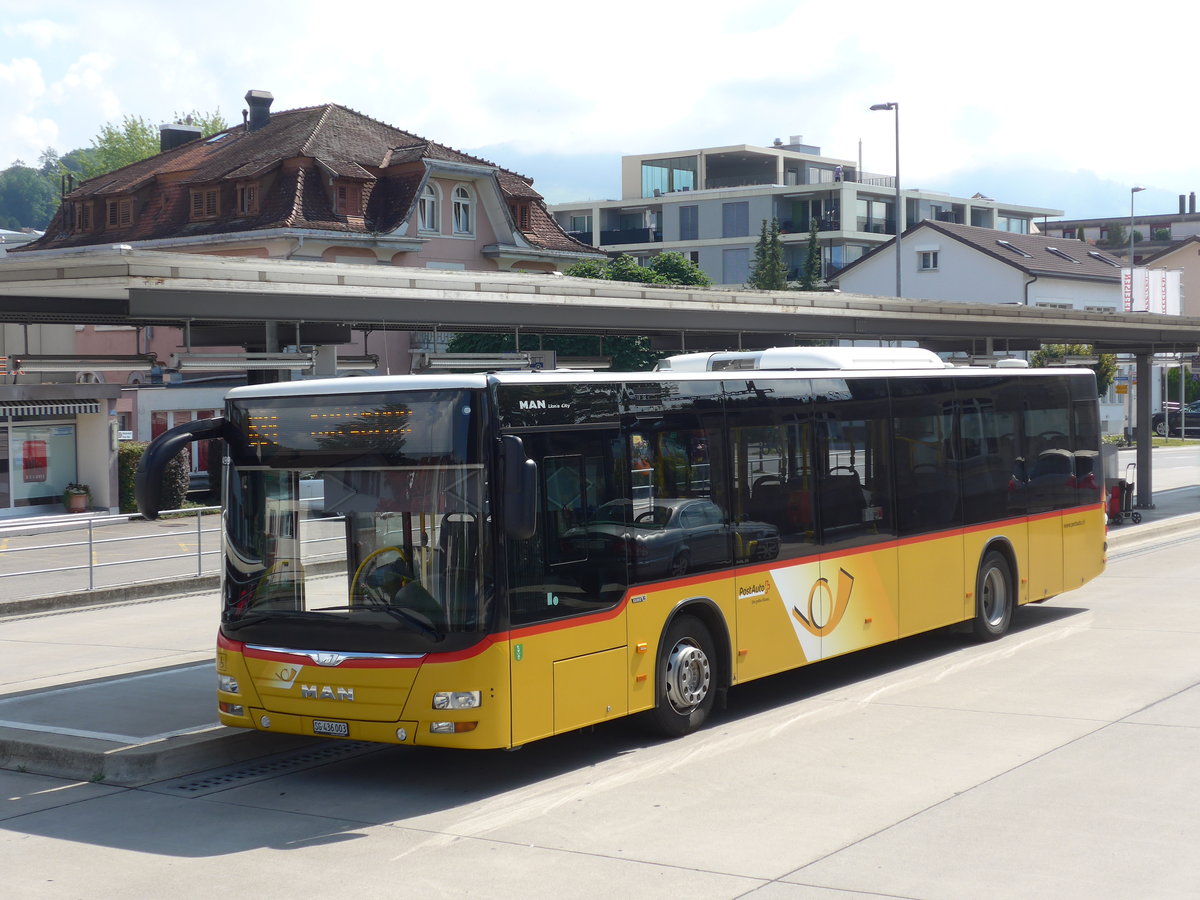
(63, 482, 90, 513)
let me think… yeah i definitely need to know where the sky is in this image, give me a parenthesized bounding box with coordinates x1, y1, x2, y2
(3, 0, 1198, 222)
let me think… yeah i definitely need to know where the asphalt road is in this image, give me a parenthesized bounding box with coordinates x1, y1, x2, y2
(2, 532, 1198, 898)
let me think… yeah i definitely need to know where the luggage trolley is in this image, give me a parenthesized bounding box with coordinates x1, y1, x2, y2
(1107, 462, 1142, 526)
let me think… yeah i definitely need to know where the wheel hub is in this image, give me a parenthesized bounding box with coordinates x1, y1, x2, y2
(665, 639, 711, 713)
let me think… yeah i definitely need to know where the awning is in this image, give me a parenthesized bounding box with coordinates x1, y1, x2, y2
(0, 400, 102, 417)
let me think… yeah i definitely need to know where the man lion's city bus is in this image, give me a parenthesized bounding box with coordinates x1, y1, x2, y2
(136, 347, 1106, 749)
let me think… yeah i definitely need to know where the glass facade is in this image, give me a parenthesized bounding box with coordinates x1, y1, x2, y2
(641, 156, 698, 198)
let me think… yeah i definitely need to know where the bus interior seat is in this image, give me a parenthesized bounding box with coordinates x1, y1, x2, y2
(748, 478, 787, 528)
(819, 473, 868, 531)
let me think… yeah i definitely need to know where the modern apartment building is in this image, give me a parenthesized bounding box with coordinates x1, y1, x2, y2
(1041, 193, 1200, 265)
(550, 137, 1060, 287)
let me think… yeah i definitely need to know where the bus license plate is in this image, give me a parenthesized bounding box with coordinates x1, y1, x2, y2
(312, 719, 349, 737)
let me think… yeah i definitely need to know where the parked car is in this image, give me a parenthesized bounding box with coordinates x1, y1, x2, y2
(1152, 400, 1200, 436)
(565, 498, 780, 580)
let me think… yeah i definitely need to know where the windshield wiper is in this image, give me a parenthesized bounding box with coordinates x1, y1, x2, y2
(311, 603, 445, 642)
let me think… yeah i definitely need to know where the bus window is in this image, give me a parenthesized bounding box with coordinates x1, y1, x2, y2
(626, 418, 734, 577)
(813, 378, 894, 547)
(726, 379, 816, 562)
(507, 429, 629, 625)
(1024, 378, 1073, 513)
(1071, 381, 1103, 507)
(891, 377, 962, 535)
(954, 375, 1026, 523)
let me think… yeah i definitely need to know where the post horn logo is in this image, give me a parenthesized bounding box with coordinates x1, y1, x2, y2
(792, 568, 855, 637)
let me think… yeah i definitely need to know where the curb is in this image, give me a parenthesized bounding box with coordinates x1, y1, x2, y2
(1107, 511, 1200, 553)
(0, 576, 220, 619)
(0, 722, 319, 787)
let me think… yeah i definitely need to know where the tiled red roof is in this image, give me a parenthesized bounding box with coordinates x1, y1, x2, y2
(20, 103, 599, 259)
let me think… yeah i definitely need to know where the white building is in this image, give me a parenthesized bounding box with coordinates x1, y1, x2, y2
(836, 221, 1154, 434)
(550, 138, 1059, 286)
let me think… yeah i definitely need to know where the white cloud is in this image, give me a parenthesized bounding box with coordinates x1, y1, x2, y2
(1, 0, 1198, 218)
(2, 19, 73, 48)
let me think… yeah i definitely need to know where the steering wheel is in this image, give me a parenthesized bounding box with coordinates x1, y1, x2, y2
(350, 546, 411, 604)
(635, 510, 660, 524)
(752, 475, 783, 489)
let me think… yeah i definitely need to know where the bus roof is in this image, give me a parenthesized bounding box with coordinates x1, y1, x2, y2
(224, 354, 1087, 401)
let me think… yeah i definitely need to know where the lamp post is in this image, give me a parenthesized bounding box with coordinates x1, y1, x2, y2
(1129, 185, 1144, 270)
(871, 102, 901, 297)
(1126, 186, 1146, 442)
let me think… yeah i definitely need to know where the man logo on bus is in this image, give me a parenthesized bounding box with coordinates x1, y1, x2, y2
(792, 569, 855, 637)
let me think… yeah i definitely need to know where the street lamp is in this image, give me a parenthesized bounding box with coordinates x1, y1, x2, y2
(1125, 186, 1146, 442)
(871, 102, 901, 297)
(1129, 185, 1145, 271)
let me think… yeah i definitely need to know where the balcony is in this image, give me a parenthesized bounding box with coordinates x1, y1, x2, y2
(599, 228, 662, 246)
(856, 218, 896, 235)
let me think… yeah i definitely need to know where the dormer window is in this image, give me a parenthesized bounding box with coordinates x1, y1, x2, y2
(452, 185, 473, 235)
(418, 183, 440, 232)
(74, 201, 94, 233)
(236, 183, 259, 216)
(105, 198, 133, 228)
(335, 182, 362, 217)
(190, 187, 220, 220)
(510, 201, 532, 231)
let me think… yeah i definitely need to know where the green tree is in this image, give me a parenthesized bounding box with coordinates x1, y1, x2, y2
(81, 109, 227, 178)
(0, 163, 58, 229)
(562, 252, 710, 287)
(445, 253, 711, 371)
(1103, 222, 1127, 248)
(799, 216, 822, 289)
(1165, 366, 1200, 404)
(747, 218, 788, 290)
(1076, 226, 1085, 241)
(1030, 344, 1117, 397)
(646, 251, 712, 286)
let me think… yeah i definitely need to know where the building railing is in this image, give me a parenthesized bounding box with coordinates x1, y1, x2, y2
(599, 228, 661, 245)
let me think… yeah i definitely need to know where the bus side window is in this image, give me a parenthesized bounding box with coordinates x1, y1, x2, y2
(506, 430, 629, 626)
(892, 377, 962, 536)
(814, 378, 894, 546)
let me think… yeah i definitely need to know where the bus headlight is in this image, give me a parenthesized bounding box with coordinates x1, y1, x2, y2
(430, 721, 479, 734)
(218, 674, 240, 694)
(432, 690, 481, 710)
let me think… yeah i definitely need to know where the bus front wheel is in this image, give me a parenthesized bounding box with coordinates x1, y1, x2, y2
(973, 551, 1013, 641)
(648, 614, 717, 737)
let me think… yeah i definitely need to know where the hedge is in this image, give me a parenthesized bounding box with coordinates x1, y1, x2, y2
(117, 442, 191, 514)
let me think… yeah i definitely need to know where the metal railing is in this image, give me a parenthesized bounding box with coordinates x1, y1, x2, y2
(0, 507, 224, 601)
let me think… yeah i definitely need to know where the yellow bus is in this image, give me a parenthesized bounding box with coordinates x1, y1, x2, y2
(136, 347, 1106, 748)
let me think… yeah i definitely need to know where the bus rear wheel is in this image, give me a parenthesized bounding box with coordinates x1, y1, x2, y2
(648, 614, 717, 737)
(973, 550, 1013, 641)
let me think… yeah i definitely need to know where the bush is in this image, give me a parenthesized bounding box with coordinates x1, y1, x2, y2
(117, 441, 191, 513)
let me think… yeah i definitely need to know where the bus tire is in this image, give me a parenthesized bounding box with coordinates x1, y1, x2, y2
(648, 614, 717, 737)
(973, 550, 1013, 641)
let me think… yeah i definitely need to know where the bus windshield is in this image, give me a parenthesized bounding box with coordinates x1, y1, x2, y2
(220, 389, 489, 653)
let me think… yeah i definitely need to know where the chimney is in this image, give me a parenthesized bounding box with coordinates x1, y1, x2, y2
(159, 122, 202, 152)
(245, 90, 274, 132)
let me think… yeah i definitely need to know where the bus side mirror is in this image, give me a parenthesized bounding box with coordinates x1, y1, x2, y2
(501, 435, 538, 539)
(136, 417, 232, 520)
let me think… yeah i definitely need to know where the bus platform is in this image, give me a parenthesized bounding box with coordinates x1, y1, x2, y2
(1, 488, 1198, 788)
